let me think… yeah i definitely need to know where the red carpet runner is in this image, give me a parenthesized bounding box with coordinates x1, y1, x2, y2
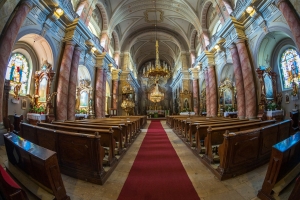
(118, 120, 199, 200)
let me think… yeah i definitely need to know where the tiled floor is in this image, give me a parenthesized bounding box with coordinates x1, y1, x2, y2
(1, 121, 294, 200)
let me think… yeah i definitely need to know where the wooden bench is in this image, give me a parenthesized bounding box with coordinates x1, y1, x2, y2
(73, 119, 138, 139)
(0, 165, 28, 200)
(289, 175, 300, 200)
(215, 120, 291, 180)
(53, 122, 126, 154)
(186, 119, 260, 144)
(19, 123, 109, 184)
(36, 122, 117, 166)
(202, 120, 276, 164)
(257, 131, 300, 200)
(4, 132, 69, 200)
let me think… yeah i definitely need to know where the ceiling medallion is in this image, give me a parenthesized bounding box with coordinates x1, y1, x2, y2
(144, 9, 164, 23)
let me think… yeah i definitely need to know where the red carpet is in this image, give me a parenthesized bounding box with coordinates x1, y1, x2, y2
(118, 121, 199, 200)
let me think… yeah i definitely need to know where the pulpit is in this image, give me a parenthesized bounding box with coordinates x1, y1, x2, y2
(290, 110, 299, 130)
(13, 115, 23, 132)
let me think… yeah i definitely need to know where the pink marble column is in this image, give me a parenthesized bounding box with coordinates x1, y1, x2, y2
(204, 69, 211, 117)
(95, 67, 104, 118)
(0, 0, 33, 122)
(67, 46, 81, 120)
(102, 71, 107, 116)
(208, 65, 218, 117)
(56, 41, 75, 120)
(112, 80, 119, 109)
(192, 79, 199, 115)
(230, 44, 245, 119)
(277, 0, 300, 50)
(236, 39, 257, 119)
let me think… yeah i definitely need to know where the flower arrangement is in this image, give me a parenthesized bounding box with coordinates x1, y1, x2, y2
(30, 105, 45, 114)
(267, 102, 277, 111)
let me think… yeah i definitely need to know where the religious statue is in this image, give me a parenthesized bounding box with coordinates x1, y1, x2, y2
(276, 92, 283, 109)
(13, 83, 21, 99)
(184, 99, 189, 109)
(291, 81, 298, 96)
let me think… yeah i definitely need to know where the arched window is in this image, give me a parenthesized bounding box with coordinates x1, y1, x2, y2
(5, 53, 31, 96)
(279, 48, 300, 90)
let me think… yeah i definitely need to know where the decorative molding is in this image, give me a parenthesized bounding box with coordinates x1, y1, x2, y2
(22, 18, 36, 27)
(273, 15, 287, 23)
(144, 9, 164, 23)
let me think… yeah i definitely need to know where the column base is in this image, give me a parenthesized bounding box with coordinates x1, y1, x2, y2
(238, 116, 245, 119)
(0, 123, 7, 145)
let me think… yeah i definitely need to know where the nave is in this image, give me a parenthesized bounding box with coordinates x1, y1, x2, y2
(0, 120, 294, 200)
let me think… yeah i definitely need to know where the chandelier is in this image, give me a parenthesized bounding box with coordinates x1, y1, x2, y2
(142, 1, 170, 79)
(143, 40, 170, 79)
(149, 81, 164, 103)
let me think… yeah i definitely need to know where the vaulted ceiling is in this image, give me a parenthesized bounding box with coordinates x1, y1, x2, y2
(105, 0, 205, 71)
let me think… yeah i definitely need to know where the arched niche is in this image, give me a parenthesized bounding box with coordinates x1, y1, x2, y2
(105, 81, 111, 115)
(18, 34, 53, 69)
(76, 65, 92, 114)
(218, 78, 236, 117)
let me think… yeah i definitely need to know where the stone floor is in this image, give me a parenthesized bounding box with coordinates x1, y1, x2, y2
(0, 121, 294, 200)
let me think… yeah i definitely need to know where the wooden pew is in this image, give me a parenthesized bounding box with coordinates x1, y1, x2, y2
(257, 131, 300, 200)
(111, 116, 147, 128)
(202, 120, 276, 163)
(37, 122, 116, 166)
(0, 165, 28, 200)
(52, 121, 126, 154)
(3, 132, 70, 200)
(19, 123, 108, 184)
(66, 120, 134, 144)
(215, 120, 291, 180)
(289, 175, 300, 200)
(73, 119, 138, 139)
(186, 119, 260, 144)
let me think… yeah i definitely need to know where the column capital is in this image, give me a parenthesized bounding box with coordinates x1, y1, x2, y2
(22, 0, 34, 9)
(275, 0, 287, 7)
(65, 40, 77, 46)
(112, 69, 122, 80)
(234, 39, 246, 45)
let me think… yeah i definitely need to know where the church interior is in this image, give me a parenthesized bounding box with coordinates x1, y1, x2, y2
(0, 0, 300, 199)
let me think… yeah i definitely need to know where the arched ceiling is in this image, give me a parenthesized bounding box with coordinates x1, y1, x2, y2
(104, 0, 202, 70)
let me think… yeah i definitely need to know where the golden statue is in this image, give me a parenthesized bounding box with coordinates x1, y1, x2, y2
(13, 83, 21, 99)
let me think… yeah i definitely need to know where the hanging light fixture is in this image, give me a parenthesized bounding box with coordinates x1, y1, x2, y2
(149, 81, 164, 103)
(143, 1, 171, 79)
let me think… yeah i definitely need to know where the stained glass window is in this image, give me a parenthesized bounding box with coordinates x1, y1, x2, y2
(280, 48, 300, 90)
(5, 53, 30, 96)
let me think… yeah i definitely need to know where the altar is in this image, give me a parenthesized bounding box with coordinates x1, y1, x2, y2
(27, 113, 47, 125)
(266, 110, 284, 121)
(147, 110, 166, 118)
(180, 112, 196, 116)
(75, 114, 88, 120)
(224, 111, 238, 118)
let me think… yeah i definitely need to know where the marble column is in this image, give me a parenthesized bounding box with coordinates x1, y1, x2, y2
(112, 80, 119, 109)
(229, 44, 245, 119)
(236, 39, 257, 119)
(0, 0, 33, 122)
(67, 46, 81, 120)
(56, 41, 75, 120)
(95, 67, 104, 118)
(204, 69, 211, 117)
(192, 79, 199, 115)
(277, 0, 300, 50)
(102, 71, 107, 116)
(208, 65, 218, 117)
